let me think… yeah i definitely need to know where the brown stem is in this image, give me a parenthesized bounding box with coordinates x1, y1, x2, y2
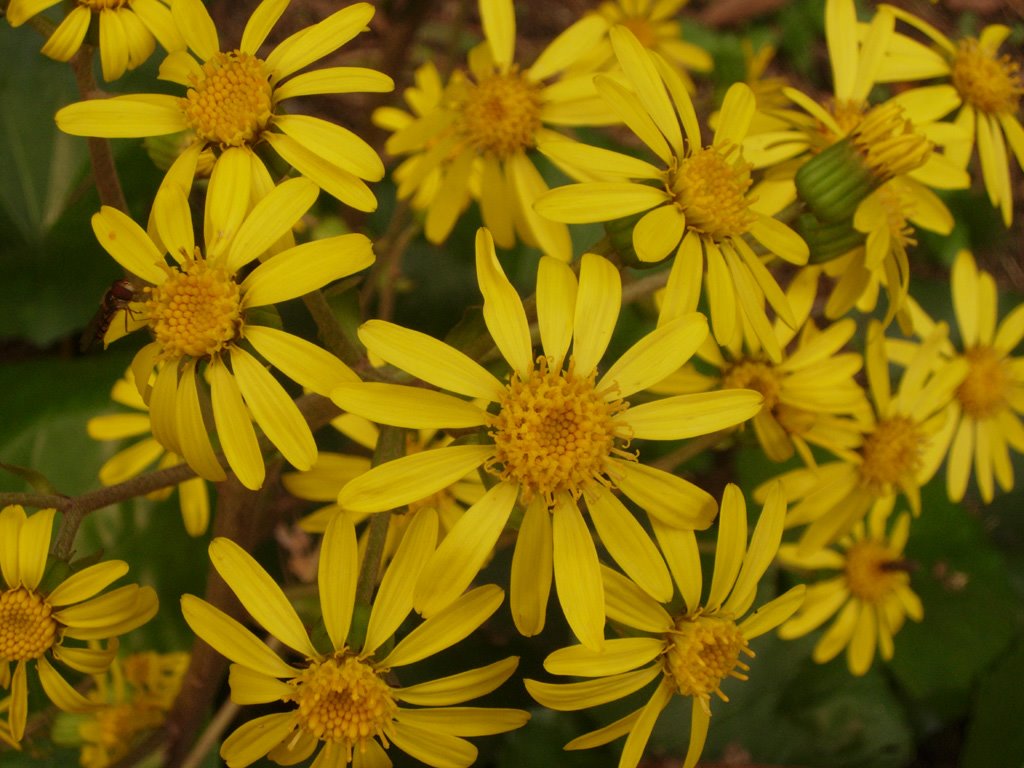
(69, 45, 128, 213)
(647, 429, 734, 473)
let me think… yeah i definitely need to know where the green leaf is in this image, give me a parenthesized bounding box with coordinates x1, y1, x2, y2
(961, 636, 1024, 768)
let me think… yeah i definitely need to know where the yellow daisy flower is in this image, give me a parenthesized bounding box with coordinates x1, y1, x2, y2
(87, 368, 209, 537)
(763, 321, 967, 554)
(572, 0, 713, 91)
(896, 251, 1024, 503)
(525, 484, 805, 768)
(880, 5, 1024, 225)
(6, 0, 184, 82)
(535, 27, 809, 360)
(652, 269, 869, 465)
(380, 0, 614, 259)
(56, 0, 392, 211)
(91, 172, 372, 490)
(332, 229, 762, 649)
(778, 511, 922, 676)
(181, 511, 528, 768)
(59, 651, 189, 768)
(0, 505, 158, 745)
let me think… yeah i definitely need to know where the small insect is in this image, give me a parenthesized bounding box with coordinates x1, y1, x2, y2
(80, 278, 141, 351)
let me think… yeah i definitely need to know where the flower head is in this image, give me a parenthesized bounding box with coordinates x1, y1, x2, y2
(332, 229, 762, 649)
(778, 511, 921, 676)
(379, 0, 614, 258)
(763, 321, 967, 554)
(898, 251, 1024, 503)
(536, 27, 809, 359)
(7, 0, 185, 81)
(56, 0, 392, 211)
(525, 484, 805, 768)
(91, 172, 373, 490)
(0, 506, 158, 745)
(88, 368, 210, 536)
(181, 510, 527, 767)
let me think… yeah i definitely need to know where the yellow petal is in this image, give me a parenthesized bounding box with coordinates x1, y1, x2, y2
(594, 75, 673, 164)
(588, 488, 672, 602)
(623, 390, 763, 440)
(173, 0, 218, 59)
(230, 347, 316, 472)
(228, 663, 296, 704)
(615, 460, 717, 530)
(264, 131, 377, 211)
(524, 665, 661, 711)
(19, 507, 56, 590)
(226, 176, 319, 272)
(209, 537, 317, 658)
(246, 325, 357, 396)
(331, 383, 487, 430)
(37, 656, 95, 713)
(414, 483, 518, 617)
(90, 206, 166, 285)
(528, 13, 607, 80)
(0, 505, 23, 587)
(338, 445, 492, 513)
(476, 228, 532, 374)
(380, 585, 504, 669)
(723, 482, 786, 616)
(357, 320, 504, 401)
(510, 497, 553, 638)
(47, 561, 127, 607)
(397, 657, 520, 706)
(682, 699, 711, 768)
(389, 722, 477, 768)
(480, 0, 515, 70)
(713, 82, 755, 146)
(175, 361, 227, 482)
(395, 706, 529, 737)
(632, 203, 685, 264)
(544, 637, 663, 677)
(650, 519, 702, 612)
(621, 679, 673, 768)
(739, 584, 806, 640)
(239, 0, 288, 55)
(572, 252, 620, 374)
(507, 151, 573, 260)
(603, 565, 672, 633)
(220, 712, 297, 767)
(56, 94, 186, 138)
(264, 2, 374, 81)
(553, 496, 604, 650)
(704, 483, 747, 612)
(208, 357, 264, 491)
(275, 114, 384, 181)
(39, 7, 89, 63)
(609, 26, 683, 156)
(598, 312, 707, 398)
(538, 140, 661, 181)
(274, 66, 394, 100)
(537, 256, 577, 366)
(318, 513, 358, 652)
(534, 182, 667, 224)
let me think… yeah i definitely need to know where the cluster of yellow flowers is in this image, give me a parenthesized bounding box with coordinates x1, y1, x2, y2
(1, 0, 1022, 766)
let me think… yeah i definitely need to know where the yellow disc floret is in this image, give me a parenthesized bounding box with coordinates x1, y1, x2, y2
(671, 146, 755, 240)
(952, 38, 1023, 116)
(850, 102, 932, 182)
(289, 654, 398, 757)
(722, 359, 782, 410)
(0, 588, 58, 661)
(456, 69, 543, 158)
(844, 539, 907, 603)
(958, 346, 1008, 419)
(662, 614, 752, 713)
(488, 358, 631, 505)
(144, 255, 242, 360)
(858, 416, 922, 493)
(180, 51, 273, 147)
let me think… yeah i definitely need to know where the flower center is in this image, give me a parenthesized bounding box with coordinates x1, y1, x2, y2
(456, 69, 543, 158)
(957, 346, 1008, 419)
(858, 416, 922, 492)
(952, 38, 1023, 115)
(829, 99, 867, 137)
(143, 255, 242, 360)
(0, 588, 58, 660)
(849, 102, 932, 182)
(180, 50, 273, 148)
(662, 614, 752, 712)
(844, 539, 906, 603)
(288, 655, 397, 755)
(81, 702, 166, 768)
(721, 359, 781, 410)
(488, 358, 631, 505)
(671, 146, 754, 240)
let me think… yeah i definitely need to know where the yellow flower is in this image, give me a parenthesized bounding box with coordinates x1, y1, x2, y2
(6, 0, 184, 82)
(762, 321, 967, 554)
(181, 511, 528, 768)
(87, 368, 210, 536)
(91, 172, 373, 490)
(56, 0, 391, 211)
(0, 505, 158, 745)
(778, 511, 922, 676)
(332, 229, 762, 649)
(525, 484, 805, 768)
(573, 0, 713, 91)
(880, 5, 1024, 225)
(380, 0, 614, 259)
(652, 269, 869, 465)
(895, 251, 1024, 503)
(66, 651, 189, 768)
(535, 27, 809, 361)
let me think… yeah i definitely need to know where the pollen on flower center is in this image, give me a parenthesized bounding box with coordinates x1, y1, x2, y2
(487, 357, 631, 505)
(859, 416, 922, 492)
(671, 146, 754, 240)
(662, 614, 752, 712)
(0, 587, 58, 660)
(289, 655, 398, 754)
(952, 38, 1023, 115)
(143, 255, 242, 359)
(957, 346, 1008, 419)
(180, 50, 273, 147)
(844, 539, 906, 603)
(456, 70, 543, 158)
(722, 360, 781, 410)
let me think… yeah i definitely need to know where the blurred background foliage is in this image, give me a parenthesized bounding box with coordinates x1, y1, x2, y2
(1, 0, 1022, 766)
